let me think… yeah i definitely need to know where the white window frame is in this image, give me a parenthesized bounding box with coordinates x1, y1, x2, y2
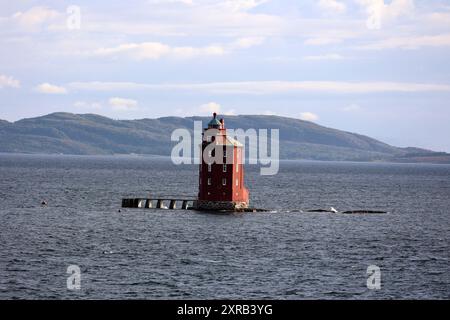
(223, 164, 227, 172)
(208, 164, 212, 172)
(222, 178, 226, 186)
(207, 178, 211, 185)
(236, 179, 238, 186)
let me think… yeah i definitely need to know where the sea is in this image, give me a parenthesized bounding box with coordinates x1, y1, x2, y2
(0, 153, 449, 299)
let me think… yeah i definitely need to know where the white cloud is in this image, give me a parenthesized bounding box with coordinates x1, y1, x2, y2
(35, 83, 67, 94)
(93, 42, 170, 60)
(172, 45, 225, 58)
(148, 0, 194, 5)
(222, 0, 270, 12)
(342, 103, 361, 112)
(299, 112, 319, 122)
(108, 97, 138, 111)
(304, 53, 344, 61)
(90, 36, 265, 61)
(199, 102, 221, 114)
(318, 0, 346, 14)
(68, 80, 450, 94)
(304, 37, 343, 46)
(12, 6, 60, 31)
(69, 81, 148, 91)
(232, 37, 265, 48)
(109, 97, 138, 111)
(356, 0, 415, 30)
(424, 12, 450, 27)
(0, 74, 20, 88)
(92, 41, 226, 60)
(358, 33, 450, 50)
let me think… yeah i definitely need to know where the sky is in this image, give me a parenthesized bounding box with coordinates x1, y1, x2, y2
(1, 0, 450, 151)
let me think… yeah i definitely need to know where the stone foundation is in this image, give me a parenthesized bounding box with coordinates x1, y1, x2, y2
(193, 200, 249, 211)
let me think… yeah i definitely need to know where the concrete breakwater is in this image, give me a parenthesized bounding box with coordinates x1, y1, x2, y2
(121, 198, 387, 214)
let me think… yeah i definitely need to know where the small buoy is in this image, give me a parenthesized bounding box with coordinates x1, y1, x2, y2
(41, 200, 48, 206)
(118, 209, 121, 213)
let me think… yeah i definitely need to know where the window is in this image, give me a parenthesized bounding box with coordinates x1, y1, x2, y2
(236, 164, 239, 172)
(236, 179, 239, 186)
(222, 178, 226, 186)
(206, 135, 211, 142)
(208, 164, 212, 172)
(223, 164, 227, 172)
(223, 148, 227, 157)
(208, 178, 211, 185)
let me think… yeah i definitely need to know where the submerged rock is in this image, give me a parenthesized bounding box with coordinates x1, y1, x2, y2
(307, 208, 339, 213)
(341, 210, 387, 214)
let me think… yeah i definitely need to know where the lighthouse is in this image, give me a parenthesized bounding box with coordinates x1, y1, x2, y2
(193, 113, 249, 211)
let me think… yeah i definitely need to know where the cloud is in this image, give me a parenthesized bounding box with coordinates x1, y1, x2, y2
(0, 74, 20, 88)
(52, 0, 281, 38)
(68, 80, 450, 94)
(199, 102, 221, 114)
(35, 83, 67, 94)
(12, 6, 60, 31)
(424, 12, 450, 27)
(93, 42, 170, 60)
(148, 0, 194, 5)
(231, 37, 265, 48)
(304, 37, 343, 46)
(90, 36, 264, 60)
(356, 0, 415, 30)
(299, 112, 319, 122)
(108, 97, 138, 111)
(304, 53, 343, 61)
(318, 0, 346, 14)
(358, 33, 450, 50)
(342, 103, 361, 112)
(92, 41, 226, 60)
(222, 0, 270, 12)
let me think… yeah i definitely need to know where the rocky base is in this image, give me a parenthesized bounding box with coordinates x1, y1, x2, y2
(193, 200, 249, 211)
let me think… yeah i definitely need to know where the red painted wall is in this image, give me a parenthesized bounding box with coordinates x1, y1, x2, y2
(198, 131, 249, 203)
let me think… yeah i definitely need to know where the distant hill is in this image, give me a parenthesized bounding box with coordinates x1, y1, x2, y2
(0, 112, 449, 163)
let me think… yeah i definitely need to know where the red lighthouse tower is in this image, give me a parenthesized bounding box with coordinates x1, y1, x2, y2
(194, 113, 249, 211)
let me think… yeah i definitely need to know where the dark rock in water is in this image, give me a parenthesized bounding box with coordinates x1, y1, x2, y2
(306, 208, 387, 214)
(41, 200, 48, 206)
(341, 210, 387, 214)
(307, 207, 338, 213)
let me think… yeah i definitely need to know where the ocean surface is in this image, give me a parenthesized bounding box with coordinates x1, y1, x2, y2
(0, 153, 449, 299)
